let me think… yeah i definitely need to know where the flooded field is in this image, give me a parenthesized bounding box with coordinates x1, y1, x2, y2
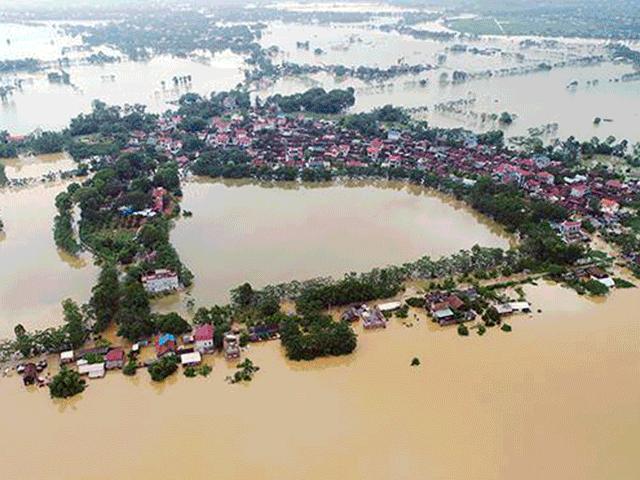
(1, 280, 638, 480)
(165, 179, 511, 311)
(0, 181, 98, 338)
(1, 152, 77, 179)
(1, 51, 245, 134)
(257, 22, 640, 142)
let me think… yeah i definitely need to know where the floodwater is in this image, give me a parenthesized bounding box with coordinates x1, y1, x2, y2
(1, 51, 246, 134)
(1, 152, 77, 179)
(257, 22, 640, 142)
(0, 280, 638, 479)
(0, 179, 98, 338)
(165, 179, 511, 311)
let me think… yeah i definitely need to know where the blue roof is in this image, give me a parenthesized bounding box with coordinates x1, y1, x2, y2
(158, 333, 176, 346)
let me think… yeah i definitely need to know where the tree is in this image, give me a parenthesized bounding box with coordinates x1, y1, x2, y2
(148, 356, 178, 382)
(116, 280, 155, 341)
(153, 312, 191, 335)
(62, 299, 87, 349)
(231, 282, 254, 309)
(90, 263, 120, 332)
(49, 367, 86, 398)
(0, 163, 8, 186)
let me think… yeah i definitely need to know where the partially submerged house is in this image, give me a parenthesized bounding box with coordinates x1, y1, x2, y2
(362, 307, 387, 329)
(141, 269, 180, 294)
(22, 363, 38, 386)
(156, 333, 177, 358)
(105, 348, 125, 370)
(223, 333, 241, 360)
(194, 324, 215, 354)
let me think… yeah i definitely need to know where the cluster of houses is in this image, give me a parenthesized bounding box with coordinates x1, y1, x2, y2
(120, 106, 638, 244)
(151, 324, 240, 367)
(21, 324, 243, 386)
(425, 288, 531, 326)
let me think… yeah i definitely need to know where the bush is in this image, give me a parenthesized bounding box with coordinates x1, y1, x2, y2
(583, 279, 609, 296)
(49, 367, 86, 399)
(477, 325, 486, 336)
(501, 323, 512, 332)
(184, 366, 197, 378)
(613, 277, 635, 289)
(411, 357, 421, 366)
(457, 324, 469, 336)
(148, 356, 178, 382)
(84, 353, 104, 364)
(405, 297, 425, 308)
(123, 360, 137, 376)
(198, 364, 212, 377)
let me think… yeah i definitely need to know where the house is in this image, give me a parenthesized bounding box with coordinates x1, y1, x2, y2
(600, 198, 619, 215)
(224, 333, 241, 360)
(362, 307, 387, 329)
(152, 187, 166, 213)
(156, 333, 177, 358)
(433, 307, 455, 325)
(194, 324, 215, 353)
(508, 301, 531, 313)
(495, 304, 514, 316)
(387, 129, 401, 141)
(22, 363, 38, 386)
(180, 351, 202, 367)
(588, 267, 615, 288)
(341, 306, 361, 322)
(105, 348, 125, 370)
(141, 269, 180, 294)
(570, 184, 587, 198)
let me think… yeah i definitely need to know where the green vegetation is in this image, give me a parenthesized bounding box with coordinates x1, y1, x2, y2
(501, 323, 512, 333)
(0, 162, 8, 185)
(411, 357, 421, 366)
(153, 312, 191, 336)
(148, 356, 178, 382)
(268, 87, 355, 114)
(90, 263, 120, 333)
(84, 353, 104, 364)
(457, 324, 469, 336)
(116, 279, 155, 342)
(583, 279, 610, 296)
(49, 367, 86, 399)
(613, 278, 635, 289)
(123, 359, 137, 376)
(295, 272, 402, 317)
(229, 358, 260, 384)
(280, 313, 357, 361)
(185, 364, 212, 378)
(53, 189, 81, 255)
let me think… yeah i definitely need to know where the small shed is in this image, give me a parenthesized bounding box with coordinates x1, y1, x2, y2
(180, 351, 202, 367)
(377, 301, 402, 312)
(78, 362, 105, 378)
(60, 350, 74, 364)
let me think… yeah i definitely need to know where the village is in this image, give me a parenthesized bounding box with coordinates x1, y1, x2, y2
(3, 90, 638, 397)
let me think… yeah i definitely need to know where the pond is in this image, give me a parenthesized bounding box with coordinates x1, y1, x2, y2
(162, 179, 512, 312)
